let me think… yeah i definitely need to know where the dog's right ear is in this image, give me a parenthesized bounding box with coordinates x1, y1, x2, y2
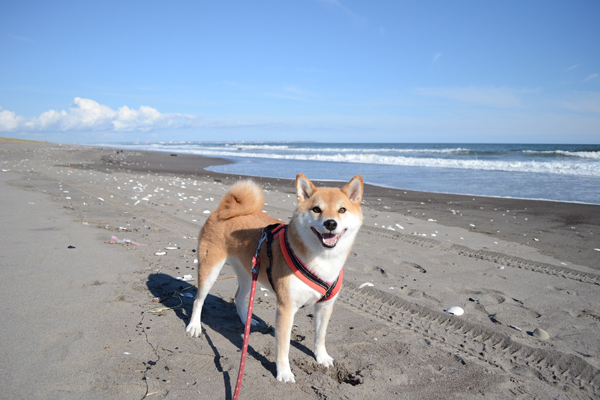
(296, 173, 317, 202)
(342, 174, 363, 205)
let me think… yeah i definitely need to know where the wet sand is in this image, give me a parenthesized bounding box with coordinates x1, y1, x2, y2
(1, 140, 599, 399)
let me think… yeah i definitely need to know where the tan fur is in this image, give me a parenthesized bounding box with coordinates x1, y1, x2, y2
(186, 174, 363, 383)
(214, 180, 265, 220)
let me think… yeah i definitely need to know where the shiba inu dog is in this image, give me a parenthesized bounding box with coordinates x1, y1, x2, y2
(186, 173, 363, 383)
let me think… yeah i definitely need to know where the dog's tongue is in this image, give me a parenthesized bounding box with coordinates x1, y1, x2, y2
(322, 233, 338, 246)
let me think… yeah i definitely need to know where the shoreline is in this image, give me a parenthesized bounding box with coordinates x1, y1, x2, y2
(89, 142, 600, 205)
(92, 146, 600, 271)
(94, 141, 600, 206)
(217, 169, 600, 206)
(2, 140, 599, 399)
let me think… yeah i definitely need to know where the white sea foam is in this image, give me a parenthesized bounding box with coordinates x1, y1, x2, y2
(121, 144, 600, 177)
(143, 142, 473, 155)
(522, 150, 600, 159)
(227, 144, 473, 154)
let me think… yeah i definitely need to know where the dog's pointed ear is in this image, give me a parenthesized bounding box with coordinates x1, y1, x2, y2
(342, 175, 363, 204)
(296, 173, 317, 202)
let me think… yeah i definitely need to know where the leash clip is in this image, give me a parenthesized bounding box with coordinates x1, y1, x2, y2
(252, 231, 268, 275)
(251, 255, 260, 273)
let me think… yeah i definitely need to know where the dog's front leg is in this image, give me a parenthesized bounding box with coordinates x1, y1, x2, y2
(313, 299, 335, 367)
(275, 303, 298, 383)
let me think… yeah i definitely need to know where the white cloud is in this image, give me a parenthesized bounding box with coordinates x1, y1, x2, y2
(561, 92, 600, 114)
(584, 73, 598, 82)
(416, 86, 522, 108)
(565, 64, 581, 72)
(0, 98, 199, 133)
(9, 34, 33, 43)
(265, 93, 307, 102)
(284, 86, 312, 95)
(0, 108, 26, 131)
(432, 52, 442, 65)
(315, 0, 366, 25)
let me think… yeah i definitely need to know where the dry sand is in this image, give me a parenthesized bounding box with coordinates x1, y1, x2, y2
(1, 140, 599, 400)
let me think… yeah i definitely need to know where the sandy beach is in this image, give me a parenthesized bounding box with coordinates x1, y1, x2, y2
(1, 139, 599, 400)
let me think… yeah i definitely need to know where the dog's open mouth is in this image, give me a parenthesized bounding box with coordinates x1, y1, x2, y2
(311, 228, 346, 248)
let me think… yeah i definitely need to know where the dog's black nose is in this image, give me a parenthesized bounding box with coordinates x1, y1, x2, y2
(324, 219, 337, 231)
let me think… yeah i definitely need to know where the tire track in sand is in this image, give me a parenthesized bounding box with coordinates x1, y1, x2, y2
(361, 227, 600, 286)
(450, 245, 600, 286)
(339, 281, 600, 398)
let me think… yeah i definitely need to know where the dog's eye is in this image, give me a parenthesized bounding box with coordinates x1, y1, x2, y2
(339, 207, 346, 214)
(312, 206, 322, 214)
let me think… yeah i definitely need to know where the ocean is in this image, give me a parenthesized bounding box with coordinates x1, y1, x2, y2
(102, 142, 600, 205)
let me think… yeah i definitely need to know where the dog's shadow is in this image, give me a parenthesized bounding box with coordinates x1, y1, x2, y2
(146, 273, 314, 385)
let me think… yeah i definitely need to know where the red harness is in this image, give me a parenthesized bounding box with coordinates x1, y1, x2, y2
(264, 223, 343, 303)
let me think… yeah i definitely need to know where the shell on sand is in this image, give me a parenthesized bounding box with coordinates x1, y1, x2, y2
(444, 306, 464, 316)
(532, 328, 550, 340)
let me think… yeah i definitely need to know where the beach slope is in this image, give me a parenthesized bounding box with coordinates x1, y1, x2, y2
(1, 141, 598, 399)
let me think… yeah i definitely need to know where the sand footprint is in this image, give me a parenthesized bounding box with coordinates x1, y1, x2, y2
(396, 261, 427, 274)
(547, 286, 578, 296)
(483, 292, 506, 304)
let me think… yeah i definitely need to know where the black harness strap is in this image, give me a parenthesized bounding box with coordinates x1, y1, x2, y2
(264, 223, 284, 292)
(320, 275, 340, 303)
(261, 223, 341, 303)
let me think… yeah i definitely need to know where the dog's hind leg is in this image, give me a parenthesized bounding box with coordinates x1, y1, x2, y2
(313, 299, 335, 367)
(231, 261, 260, 327)
(186, 257, 226, 337)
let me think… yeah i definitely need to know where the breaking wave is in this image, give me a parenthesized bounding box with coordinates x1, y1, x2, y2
(117, 143, 600, 177)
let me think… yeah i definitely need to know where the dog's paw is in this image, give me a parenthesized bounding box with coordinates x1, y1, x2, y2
(276, 369, 296, 383)
(251, 318, 260, 327)
(316, 353, 334, 368)
(185, 322, 203, 338)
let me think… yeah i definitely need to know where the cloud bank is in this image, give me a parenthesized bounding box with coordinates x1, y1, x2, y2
(0, 98, 199, 133)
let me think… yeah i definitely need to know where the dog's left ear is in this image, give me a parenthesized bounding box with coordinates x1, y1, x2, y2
(342, 175, 363, 204)
(296, 173, 317, 202)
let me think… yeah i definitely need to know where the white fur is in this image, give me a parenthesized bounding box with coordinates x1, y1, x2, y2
(230, 258, 261, 326)
(185, 259, 225, 337)
(292, 207, 363, 283)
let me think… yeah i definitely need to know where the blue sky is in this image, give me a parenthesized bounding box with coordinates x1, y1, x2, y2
(1, 0, 599, 144)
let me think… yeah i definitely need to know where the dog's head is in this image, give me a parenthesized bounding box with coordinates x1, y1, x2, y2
(293, 173, 363, 250)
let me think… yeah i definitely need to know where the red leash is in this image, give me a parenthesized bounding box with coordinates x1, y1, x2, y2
(232, 232, 267, 400)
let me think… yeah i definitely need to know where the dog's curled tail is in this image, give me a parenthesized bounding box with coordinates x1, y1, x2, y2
(215, 180, 265, 220)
